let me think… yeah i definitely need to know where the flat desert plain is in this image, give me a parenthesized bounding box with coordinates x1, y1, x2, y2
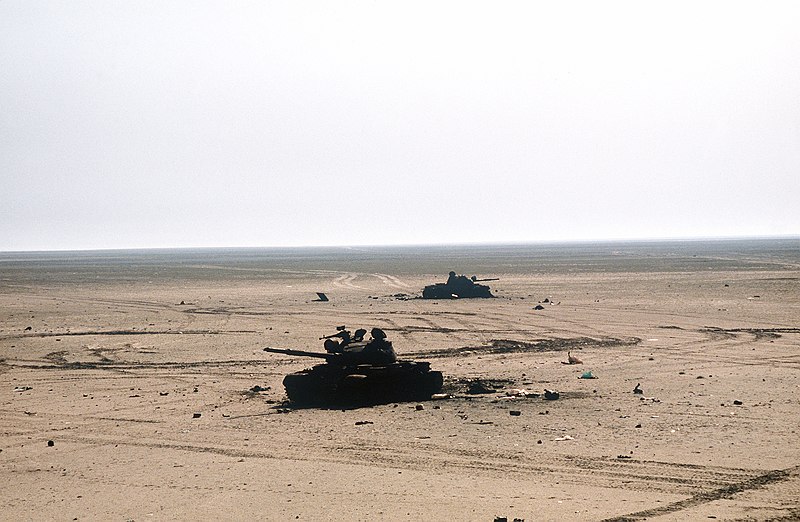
(1, 240, 799, 521)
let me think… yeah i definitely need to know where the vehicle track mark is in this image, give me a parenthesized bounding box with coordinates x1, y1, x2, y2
(5, 358, 285, 372)
(327, 440, 768, 496)
(373, 273, 410, 289)
(378, 317, 414, 342)
(403, 337, 640, 359)
(0, 329, 255, 341)
(602, 465, 800, 521)
(644, 327, 800, 369)
(333, 273, 363, 289)
(37, 433, 770, 500)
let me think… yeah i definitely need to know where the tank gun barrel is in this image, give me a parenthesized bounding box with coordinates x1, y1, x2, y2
(471, 277, 500, 282)
(263, 347, 333, 360)
(319, 333, 341, 340)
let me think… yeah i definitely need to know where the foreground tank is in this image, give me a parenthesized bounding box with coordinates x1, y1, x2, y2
(263, 343, 443, 407)
(422, 272, 496, 299)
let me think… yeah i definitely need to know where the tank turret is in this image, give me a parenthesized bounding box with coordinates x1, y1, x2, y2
(263, 342, 396, 367)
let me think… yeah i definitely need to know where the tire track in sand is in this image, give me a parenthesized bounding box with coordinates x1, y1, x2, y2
(333, 273, 363, 289)
(601, 464, 800, 521)
(372, 273, 410, 289)
(40, 433, 771, 499)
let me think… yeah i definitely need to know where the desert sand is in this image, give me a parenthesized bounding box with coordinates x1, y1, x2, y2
(1, 240, 799, 521)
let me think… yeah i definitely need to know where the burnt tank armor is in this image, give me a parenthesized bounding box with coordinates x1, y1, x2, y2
(263, 331, 443, 406)
(422, 272, 497, 299)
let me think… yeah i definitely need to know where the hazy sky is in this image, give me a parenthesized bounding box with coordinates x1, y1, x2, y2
(2, 1, 799, 251)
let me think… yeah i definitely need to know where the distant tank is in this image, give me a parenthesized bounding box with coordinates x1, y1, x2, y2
(422, 271, 497, 299)
(263, 329, 443, 406)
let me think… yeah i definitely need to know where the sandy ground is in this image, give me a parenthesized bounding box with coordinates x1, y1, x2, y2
(1, 244, 799, 521)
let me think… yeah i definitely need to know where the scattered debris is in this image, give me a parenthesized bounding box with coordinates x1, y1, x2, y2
(579, 371, 597, 379)
(14, 386, 33, 392)
(466, 380, 497, 395)
(633, 383, 643, 395)
(617, 455, 632, 459)
(249, 385, 270, 393)
(159, 392, 169, 396)
(733, 400, 743, 406)
(24, 326, 32, 331)
(313, 292, 329, 302)
(415, 404, 425, 411)
(544, 389, 560, 400)
(448, 377, 514, 397)
(509, 410, 521, 416)
(47, 440, 54, 447)
(431, 393, 451, 400)
(566, 351, 583, 365)
(554, 435, 574, 441)
(355, 420, 373, 426)
(192, 413, 201, 419)
(533, 305, 545, 310)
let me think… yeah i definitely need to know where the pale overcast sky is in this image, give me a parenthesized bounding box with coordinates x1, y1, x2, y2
(2, 1, 799, 251)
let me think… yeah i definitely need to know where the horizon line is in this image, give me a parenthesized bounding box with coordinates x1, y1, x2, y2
(1, 234, 797, 255)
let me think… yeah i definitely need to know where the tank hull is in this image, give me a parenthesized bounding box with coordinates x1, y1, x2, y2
(422, 282, 494, 299)
(283, 360, 443, 406)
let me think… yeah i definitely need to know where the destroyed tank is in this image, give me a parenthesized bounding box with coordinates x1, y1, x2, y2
(422, 272, 497, 299)
(263, 341, 443, 406)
